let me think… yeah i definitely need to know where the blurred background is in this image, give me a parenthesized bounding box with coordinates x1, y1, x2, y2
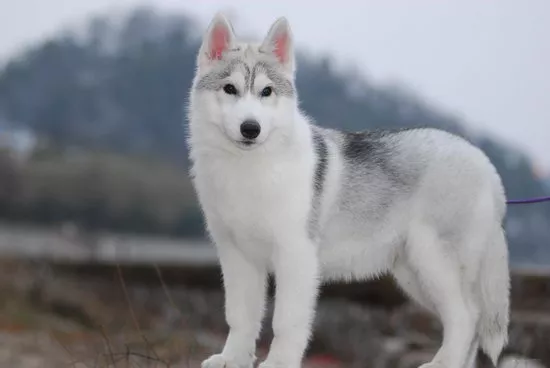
(0, 1, 549, 367)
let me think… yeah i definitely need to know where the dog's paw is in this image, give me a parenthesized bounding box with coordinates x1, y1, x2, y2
(201, 354, 252, 368)
(201, 354, 229, 368)
(258, 360, 300, 368)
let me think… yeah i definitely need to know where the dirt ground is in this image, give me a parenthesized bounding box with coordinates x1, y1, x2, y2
(0, 258, 548, 368)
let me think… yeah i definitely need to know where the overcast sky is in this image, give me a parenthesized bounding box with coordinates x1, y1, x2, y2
(1, 0, 548, 171)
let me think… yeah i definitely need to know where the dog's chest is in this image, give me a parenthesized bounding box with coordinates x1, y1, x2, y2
(194, 156, 313, 251)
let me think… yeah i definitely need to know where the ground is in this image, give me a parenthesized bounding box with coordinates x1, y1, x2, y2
(0, 258, 548, 368)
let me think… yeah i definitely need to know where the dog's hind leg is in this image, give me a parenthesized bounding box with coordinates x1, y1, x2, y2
(400, 223, 479, 368)
(463, 337, 480, 368)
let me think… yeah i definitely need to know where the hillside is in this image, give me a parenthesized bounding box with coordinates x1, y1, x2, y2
(0, 7, 548, 264)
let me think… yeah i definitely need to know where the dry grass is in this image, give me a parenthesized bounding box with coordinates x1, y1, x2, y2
(0, 258, 219, 368)
(2, 257, 549, 368)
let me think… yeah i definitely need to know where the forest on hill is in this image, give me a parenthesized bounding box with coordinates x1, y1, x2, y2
(0, 8, 548, 264)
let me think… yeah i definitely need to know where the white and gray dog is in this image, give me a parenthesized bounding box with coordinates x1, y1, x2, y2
(187, 13, 510, 368)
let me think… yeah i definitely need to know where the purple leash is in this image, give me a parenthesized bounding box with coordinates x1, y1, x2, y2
(506, 196, 550, 205)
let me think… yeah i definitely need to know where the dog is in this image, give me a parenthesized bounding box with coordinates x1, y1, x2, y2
(187, 13, 510, 368)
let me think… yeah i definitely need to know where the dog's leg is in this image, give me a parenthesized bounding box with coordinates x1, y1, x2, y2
(259, 235, 319, 368)
(405, 224, 479, 368)
(463, 337, 480, 368)
(393, 259, 481, 368)
(202, 242, 267, 368)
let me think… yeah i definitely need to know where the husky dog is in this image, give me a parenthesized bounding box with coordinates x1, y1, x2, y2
(187, 13, 510, 368)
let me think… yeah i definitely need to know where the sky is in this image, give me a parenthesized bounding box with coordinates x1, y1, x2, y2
(0, 0, 549, 171)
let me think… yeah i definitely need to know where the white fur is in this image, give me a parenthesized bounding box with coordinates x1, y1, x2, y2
(188, 13, 510, 368)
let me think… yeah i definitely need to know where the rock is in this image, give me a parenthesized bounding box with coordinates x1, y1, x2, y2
(395, 350, 436, 368)
(499, 355, 546, 368)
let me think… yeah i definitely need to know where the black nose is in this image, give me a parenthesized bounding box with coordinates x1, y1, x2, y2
(240, 120, 261, 139)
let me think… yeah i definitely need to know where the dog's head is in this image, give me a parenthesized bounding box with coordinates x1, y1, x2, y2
(190, 13, 297, 150)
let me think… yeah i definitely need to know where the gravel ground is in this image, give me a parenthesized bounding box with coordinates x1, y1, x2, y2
(1, 259, 548, 368)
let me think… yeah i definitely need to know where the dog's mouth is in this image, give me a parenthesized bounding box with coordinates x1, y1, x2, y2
(236, 139, 258, 149)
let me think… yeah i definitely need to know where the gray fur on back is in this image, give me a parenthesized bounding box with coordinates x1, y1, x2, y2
(308, 124, 500, 267)
(311, 126, 427, 230)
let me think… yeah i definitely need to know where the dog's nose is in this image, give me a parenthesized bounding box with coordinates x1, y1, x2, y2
(240, 120, 261, 139)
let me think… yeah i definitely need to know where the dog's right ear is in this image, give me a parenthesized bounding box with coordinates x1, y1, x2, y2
(198, 13, 235, 66)
(260, 17, 294, 72)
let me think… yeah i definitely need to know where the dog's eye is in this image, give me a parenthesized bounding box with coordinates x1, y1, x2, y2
(260, 86, 273, 97)
(223, 84, 237, 95)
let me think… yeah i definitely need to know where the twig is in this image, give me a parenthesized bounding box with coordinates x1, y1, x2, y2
(115, 263, 168, 367)
(99, 325, 117, 367)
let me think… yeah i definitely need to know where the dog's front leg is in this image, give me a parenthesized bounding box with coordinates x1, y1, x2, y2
(260, 235, 320, 368)
(202, 243, 267, 368)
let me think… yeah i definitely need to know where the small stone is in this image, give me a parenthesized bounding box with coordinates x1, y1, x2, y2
(499, 355, 546, 368)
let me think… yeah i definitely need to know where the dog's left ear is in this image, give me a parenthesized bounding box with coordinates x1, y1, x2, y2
(260, 17, 294, 71)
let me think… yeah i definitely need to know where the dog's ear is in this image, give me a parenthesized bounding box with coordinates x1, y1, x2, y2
(260, 17, 294, 71)
(198, 13, 235, 66)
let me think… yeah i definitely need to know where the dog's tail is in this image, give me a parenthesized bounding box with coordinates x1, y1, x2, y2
(477, 226, 510, 366)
